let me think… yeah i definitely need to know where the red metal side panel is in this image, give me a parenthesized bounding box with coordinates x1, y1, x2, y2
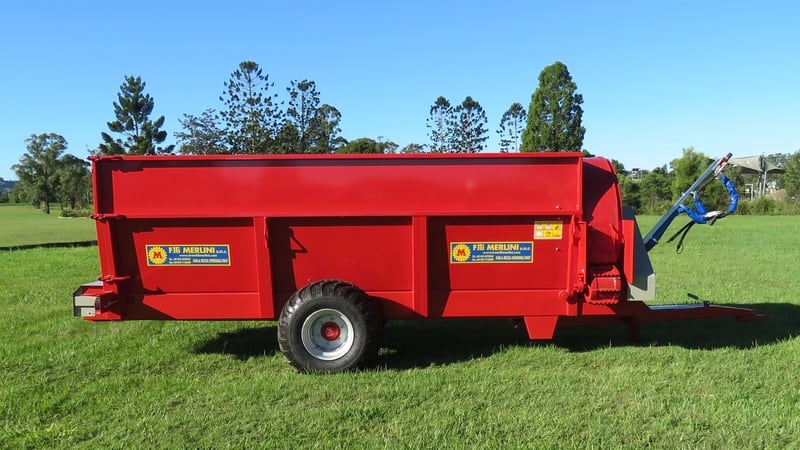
(622, 217, 636, 284)
(115, 219, 258, 293)
(411, 216, 429, 317)
(426, 215, 579, 317)
(267, 217, 413, 316)
(90, 152, 586, 321)
(92, 153, 583, 218)
(113, 218, 263, 319)
(582, 157, 623, 266)
(428, 216, 569, 290)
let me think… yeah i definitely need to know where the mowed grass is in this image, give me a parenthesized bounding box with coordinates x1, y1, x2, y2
(1, 214, 800, 447)
(0, 204, 95, 247)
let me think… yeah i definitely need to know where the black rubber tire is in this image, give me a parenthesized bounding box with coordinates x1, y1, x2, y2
(277, 280, 381, 373)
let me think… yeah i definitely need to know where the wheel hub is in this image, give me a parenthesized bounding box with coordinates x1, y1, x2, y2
(320, 321, 341, 341)
(300, 308, 355, 361)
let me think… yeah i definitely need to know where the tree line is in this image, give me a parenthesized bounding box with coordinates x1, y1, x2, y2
(9, 60, 587, 213)
(9, 59, 800, 215)
(425, 61, 584, 153)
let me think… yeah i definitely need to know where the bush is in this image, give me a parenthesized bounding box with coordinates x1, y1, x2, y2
(751, 196, 777, 214)
(642, 200, 672, 216)
(735, 197, 800, 215)
(776, 199, 800, 215)
(736, 200, 752, 215)
(60, 207, 92, 218)
(737, 197, 777, 215)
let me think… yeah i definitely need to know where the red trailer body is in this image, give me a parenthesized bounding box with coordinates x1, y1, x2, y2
(74, 152, 761, 372)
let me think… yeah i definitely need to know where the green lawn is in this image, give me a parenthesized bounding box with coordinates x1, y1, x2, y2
(1, 215, 799, 447)
(0, 204, 95, 247)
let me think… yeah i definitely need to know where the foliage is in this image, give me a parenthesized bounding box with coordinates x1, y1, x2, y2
(179, 64, 344, 155)
(12, 133, 67, 214)
(777, 199, 800, 214)
(337, 138, 390, 154)
(426, 96, 488, 153)
(618, 173, 641, 212)
(12, 134, 91, 214)
(175, 109, 227, 154)
(273, 121, 301, 154)
(450, 96, 489, 153)
(610, 159, 627, 176)
(399, 143, 425, 154)
(783, 151, 800, 197)
(614, 160, 642, 212)
(8, 182, 29, 204)
(497, 103, 526, 152)
(426, 96, 454, 153)
(378, 137, 399, 154)
(521, 61, 585, 152)
(670, 147, 728, 211)
(636, 167, 673, 214)
(285, 80, 320, 153)
(98, 76, 172, 155)
(56, 154, 91, 211)
(310, 104, 347, 153)
(738, 196, 778, 215)
(219, 61, 281, 154)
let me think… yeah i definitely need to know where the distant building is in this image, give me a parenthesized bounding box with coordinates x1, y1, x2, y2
(629, 168, 648, 181)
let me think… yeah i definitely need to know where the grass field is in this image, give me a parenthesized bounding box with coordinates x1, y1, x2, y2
(1, 208, 799, 448)
(0, 204, 95, 247)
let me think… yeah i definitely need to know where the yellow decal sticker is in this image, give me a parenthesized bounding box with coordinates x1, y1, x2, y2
(450, 241, 533, 263)
(146, 245, 231, 266)
(534, 221, 563, 240)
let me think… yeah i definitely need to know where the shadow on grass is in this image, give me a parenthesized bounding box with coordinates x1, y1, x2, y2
(191, 303, 799, 368)
(379, 319, 530, 370)
(193, 325, 280, 361)
(0, 240, 97, 251)
(550, 302, 800, 352)
(192, 319, 530, 368)
(380, 303, 800, 368)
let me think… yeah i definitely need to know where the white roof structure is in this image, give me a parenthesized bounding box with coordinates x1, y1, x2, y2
(729, 155, 785, 197)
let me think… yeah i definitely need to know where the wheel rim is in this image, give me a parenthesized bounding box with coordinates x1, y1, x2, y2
(301, 308, 354, 361)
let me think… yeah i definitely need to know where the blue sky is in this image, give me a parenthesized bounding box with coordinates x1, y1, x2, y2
(1, 0, 798, 180)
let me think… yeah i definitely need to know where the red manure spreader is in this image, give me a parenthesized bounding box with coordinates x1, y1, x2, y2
(74, 152, 763, 372)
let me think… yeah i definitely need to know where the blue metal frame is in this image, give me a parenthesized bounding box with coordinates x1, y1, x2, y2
(643, 153, 735, 251)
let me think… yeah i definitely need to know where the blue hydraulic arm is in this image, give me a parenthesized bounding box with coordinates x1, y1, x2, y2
(643, 153, 737, 251)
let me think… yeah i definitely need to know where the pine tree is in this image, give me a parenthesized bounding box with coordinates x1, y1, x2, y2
(497, 103, 526, 152)
(175, 109, 227, 154)
(285, 80, 320, 153)
(98, 76, 172, 155)
(219, 61, 281, 154)
(427, 96, 454, 153)
(451, 96, 489, 153)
